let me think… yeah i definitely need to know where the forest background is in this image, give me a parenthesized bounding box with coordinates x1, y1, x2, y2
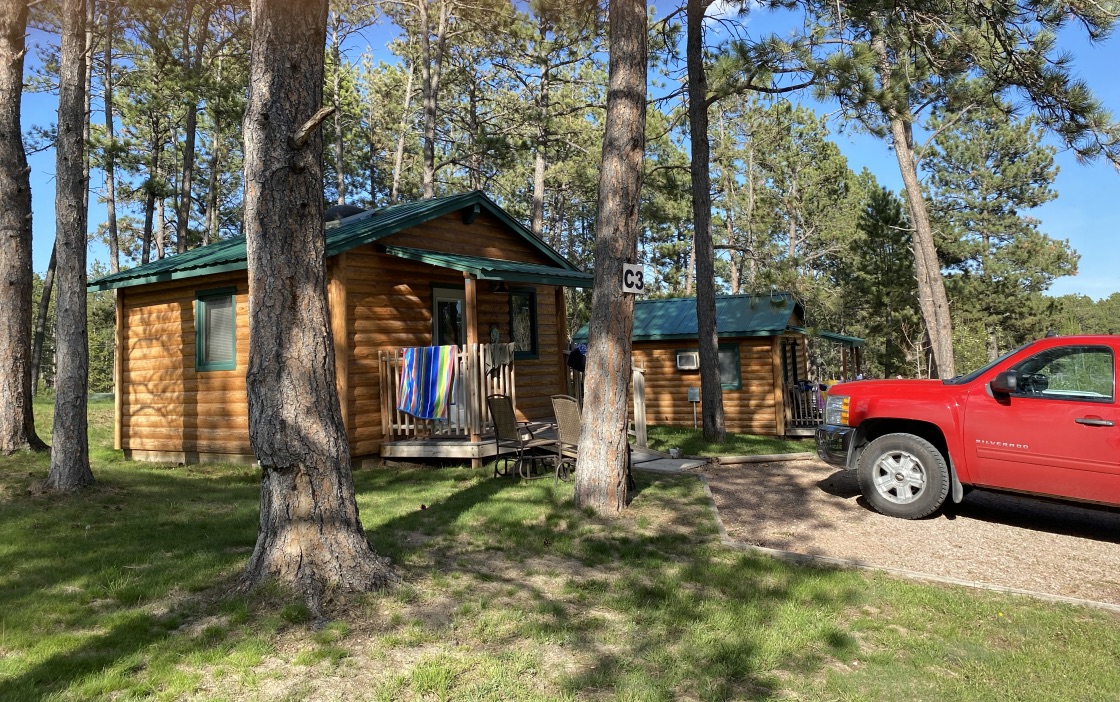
(19, 0, 1120, 395)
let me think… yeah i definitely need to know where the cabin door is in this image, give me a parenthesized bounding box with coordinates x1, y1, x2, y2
(432, 287, 466, 347)
(431, 287, 468, 426)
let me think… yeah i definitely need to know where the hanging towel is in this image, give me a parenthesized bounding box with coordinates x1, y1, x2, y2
(397, 345, 458, 420)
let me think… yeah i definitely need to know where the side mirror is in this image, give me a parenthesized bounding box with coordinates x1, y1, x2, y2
(990, 370, 1018, 395)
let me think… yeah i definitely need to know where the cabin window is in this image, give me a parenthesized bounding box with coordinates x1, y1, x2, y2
(509, 289, 538, 360)
(432, 285, 465, 346)
(676, 344, 741, 390)
(195, 288, 237, 372)
(718, 345, 741, 390)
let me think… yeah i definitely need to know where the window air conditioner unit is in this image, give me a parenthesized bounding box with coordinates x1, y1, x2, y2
(676, 351, 700, 370)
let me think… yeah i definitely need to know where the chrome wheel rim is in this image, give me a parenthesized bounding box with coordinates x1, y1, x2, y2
(871, 450, 927, 505)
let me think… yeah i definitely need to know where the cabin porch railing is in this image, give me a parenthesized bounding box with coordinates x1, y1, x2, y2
(379, 343, 517, 440)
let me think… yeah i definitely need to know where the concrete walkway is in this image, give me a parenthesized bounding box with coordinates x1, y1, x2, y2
(630, 447, 708, 473)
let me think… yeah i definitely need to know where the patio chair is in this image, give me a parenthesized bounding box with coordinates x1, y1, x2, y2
(552, 394, 637, 490)
(550, 394, 582, 482)
(487, 394, 554, 479)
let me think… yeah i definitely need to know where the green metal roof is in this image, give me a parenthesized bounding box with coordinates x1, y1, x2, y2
(383, 246, 594, 288)
(572, 293, 862, 347)
(88, 191, 584, 291)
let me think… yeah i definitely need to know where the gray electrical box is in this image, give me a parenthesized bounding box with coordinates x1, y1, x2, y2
(687, 386, 700, 402)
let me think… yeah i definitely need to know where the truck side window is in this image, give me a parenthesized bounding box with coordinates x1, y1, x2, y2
(1010, 345, 1114, 402)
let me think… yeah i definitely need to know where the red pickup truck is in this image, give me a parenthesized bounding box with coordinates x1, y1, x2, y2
(816, 335, 1120, 519)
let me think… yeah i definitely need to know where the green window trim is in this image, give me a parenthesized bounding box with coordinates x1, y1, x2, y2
(674, 344, 741, 390)
(509, 288, 538, 360)
(195, 287, 237, 372)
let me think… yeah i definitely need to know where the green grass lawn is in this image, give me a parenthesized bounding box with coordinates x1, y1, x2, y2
(645, 424, 814, 457)
(2, 400, 1119, 700)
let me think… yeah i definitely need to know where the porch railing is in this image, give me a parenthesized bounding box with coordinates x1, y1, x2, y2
(379, 343, 516, 440)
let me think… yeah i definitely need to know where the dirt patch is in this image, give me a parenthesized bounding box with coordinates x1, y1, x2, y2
(700, 459, 1120, 605)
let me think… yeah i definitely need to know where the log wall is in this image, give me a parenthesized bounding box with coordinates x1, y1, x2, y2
(631, 337, 785, 436)
(118, 271, 253, 459)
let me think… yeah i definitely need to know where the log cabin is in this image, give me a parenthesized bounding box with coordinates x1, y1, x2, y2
(88, 191, 592, 466)
(572, 293, 863, 436)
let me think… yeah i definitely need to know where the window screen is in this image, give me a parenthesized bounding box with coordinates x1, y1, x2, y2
(196, 289, 237, 371)
(509, 290, 538, 359)
(717, 346, 741, 390)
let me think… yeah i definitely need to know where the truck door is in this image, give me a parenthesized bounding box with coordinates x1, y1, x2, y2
(962, 344, 1120, 503)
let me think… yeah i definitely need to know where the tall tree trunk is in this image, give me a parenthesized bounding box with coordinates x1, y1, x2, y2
(31, 247, 56, 395)
(573, 0, 646, 515)
(203, 57, 223, 246)
(872, 32, 954, 378)
(530, 51, 549, 237)
(419, 0, 448, 199)
(156, 176, 167, 259)
(686, 0, 724, 442)
(330, 12, 345, 205)
(103, 0, 119, 273)
(240, 0, 393, 604)
(0, 0, 45, 453)
(390, 57, 414, 204)
(175, 1, 210, 254)
(47, 0, 93, 490)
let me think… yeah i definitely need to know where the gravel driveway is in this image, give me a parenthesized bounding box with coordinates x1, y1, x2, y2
(700, 459, 1120, 607)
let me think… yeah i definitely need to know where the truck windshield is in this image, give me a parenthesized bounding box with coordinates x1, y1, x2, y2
(942, 342, 1034, 385)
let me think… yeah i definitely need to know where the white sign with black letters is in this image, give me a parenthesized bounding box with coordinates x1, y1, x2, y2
(622, 263, 646, 295)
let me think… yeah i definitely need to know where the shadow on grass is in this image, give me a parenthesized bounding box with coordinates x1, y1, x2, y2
(359, 468, 863, 700)
(2, 452, 862, 701)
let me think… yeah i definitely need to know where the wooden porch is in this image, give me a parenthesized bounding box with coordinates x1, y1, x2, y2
(376, 342, 648, 464)
(378, 342, 520, 461)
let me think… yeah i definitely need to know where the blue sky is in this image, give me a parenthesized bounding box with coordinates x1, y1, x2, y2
(20, 15, 1120, 299)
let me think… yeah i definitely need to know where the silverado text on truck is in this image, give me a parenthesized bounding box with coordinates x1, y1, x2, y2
(816, 335, 1120, 519)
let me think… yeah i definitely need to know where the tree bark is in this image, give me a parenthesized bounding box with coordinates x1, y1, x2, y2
(330, 12, 346, 205)
(872, 31, 954, 378)
(241, 0, 393, 604)
(47, 0, 93, 490)
(530, 39, 549, 237)
(175, 1, 210, 254)
(31, 246, 56, 396)
(686, 0, 724, 442)
(0, 0, 46, 453)
(573, 0, 646, 515)
(419, 0, 449, 199)
(203, 56, 223, 246)
(390, 57, 414, 204)
(103, 0, 119, 273)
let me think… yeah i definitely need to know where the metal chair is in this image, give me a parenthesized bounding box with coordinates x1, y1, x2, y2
(552, 394, 636, 489)
(550, 394, 582, 481)
(487, 394, 553, 479)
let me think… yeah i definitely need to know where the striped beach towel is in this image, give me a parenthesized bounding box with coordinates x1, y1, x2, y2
(397, 346, 457, 420)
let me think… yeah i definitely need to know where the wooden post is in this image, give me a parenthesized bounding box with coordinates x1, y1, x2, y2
(329, 253, 350, 441)
(631, 364, 646, 448)
(555, 286, 568, 394)
(771, 336, 785, 436)
(464, 273, 481, 467)
(855, 346, 862, 376)
(114, 289, 124, 451)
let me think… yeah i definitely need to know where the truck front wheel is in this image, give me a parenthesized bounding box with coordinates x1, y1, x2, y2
(856, 433, 949, 519)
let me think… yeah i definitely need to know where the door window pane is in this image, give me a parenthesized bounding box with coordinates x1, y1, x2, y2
(1012, 346, 1114, 401)
(509, 290, 538, 359)
(432, 287, 465, 346)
